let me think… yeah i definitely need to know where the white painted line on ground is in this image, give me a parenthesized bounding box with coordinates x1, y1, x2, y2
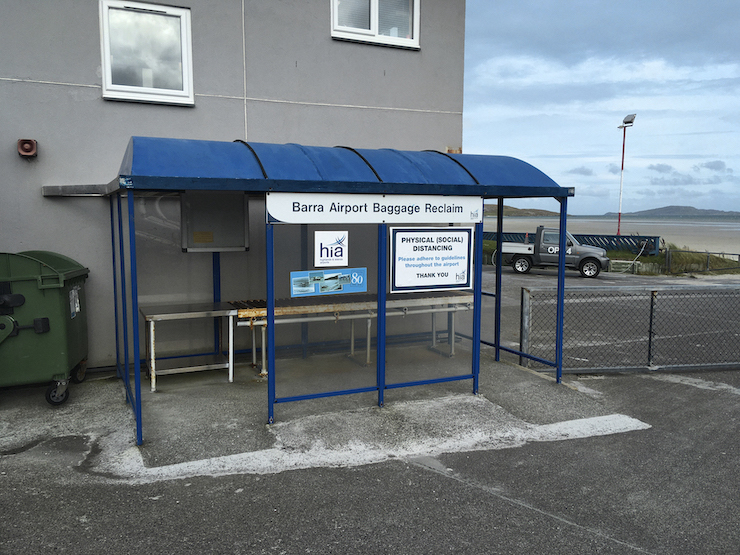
(96, 395, 650, 484)
(567, 381, 605, 398)
(642, 373, 740, 395)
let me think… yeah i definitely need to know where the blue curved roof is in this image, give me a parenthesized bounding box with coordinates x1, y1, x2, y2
(117, 136, 571, 198)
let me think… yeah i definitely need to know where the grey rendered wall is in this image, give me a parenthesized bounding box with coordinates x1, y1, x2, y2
(243, 0, 465, 149)
(0, 0, 465, 367)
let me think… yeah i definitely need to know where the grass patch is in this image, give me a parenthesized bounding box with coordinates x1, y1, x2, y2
(609, 243, 740, 275)
(483, 240, 497, 264)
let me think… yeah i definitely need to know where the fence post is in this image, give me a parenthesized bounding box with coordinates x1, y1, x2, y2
(647, 290, 657, 367)
(520, 287, 531, 367)
(666, 250, 672, 274)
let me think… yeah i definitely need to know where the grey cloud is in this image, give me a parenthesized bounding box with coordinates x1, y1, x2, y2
(649, 173, 728, 187)
(607, 164, 620, 175)
(465, 0, 739, 67)
(695, 160, 728, 172)
(648, 164, 675, 173)
(567, 166, 593, 176)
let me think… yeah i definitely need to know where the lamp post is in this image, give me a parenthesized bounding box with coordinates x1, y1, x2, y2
(617, 113, 636, 235)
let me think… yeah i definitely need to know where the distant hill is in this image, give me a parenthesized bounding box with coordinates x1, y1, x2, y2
(484, 204, 559, 217)
(604, 206, 740, 218)
(484, 204, 740, 218)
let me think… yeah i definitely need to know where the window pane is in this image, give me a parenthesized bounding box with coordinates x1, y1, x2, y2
(378, 0, 412, 38)
(337, 0, 371, 30)
(108, 8, 183, 91)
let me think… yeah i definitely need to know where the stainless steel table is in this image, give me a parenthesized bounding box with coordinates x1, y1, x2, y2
(140, 302, 237, 392)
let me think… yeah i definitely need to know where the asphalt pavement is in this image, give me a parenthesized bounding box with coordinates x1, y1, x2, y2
(1, 269, 739, 554)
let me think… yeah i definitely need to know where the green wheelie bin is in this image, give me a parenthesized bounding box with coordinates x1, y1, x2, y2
(0, 251, 89, 405)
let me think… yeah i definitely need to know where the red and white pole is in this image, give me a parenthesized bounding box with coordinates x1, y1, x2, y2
(616, 114, 635, 236)
(617, 124, 627, 235)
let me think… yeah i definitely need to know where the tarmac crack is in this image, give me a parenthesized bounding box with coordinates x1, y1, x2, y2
(0, 439, 45, 456)
(406, 455, 657, 555)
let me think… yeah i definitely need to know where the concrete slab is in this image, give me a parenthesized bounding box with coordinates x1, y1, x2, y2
(0, 344, 645, 484)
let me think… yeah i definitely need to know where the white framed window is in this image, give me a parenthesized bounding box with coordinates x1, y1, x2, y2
(331, 0, 420, 49)
(99, 0, 194, 105)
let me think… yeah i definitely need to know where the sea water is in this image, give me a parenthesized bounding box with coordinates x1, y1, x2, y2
(484, 216, 740, 254)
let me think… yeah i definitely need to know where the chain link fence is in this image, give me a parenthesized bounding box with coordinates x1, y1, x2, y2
(666, 250, 740, 274)
(519, 285, 740, 373)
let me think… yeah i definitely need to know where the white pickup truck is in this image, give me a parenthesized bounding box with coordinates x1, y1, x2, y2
(497, 226, 610, 278)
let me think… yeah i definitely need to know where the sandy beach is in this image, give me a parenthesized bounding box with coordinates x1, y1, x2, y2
(484, 216, 740, 254)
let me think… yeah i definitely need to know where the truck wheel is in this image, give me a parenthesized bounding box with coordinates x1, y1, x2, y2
(579, 259, 601, 278)
(491, 250, 498, 266)
(512, 256, 532, 274)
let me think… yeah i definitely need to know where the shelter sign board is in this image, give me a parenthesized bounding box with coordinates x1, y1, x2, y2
(291, 268, 367, 298)
(391, 227, 473, 292)
(267, 193, 482, 224)
(314, 231, 348, 267)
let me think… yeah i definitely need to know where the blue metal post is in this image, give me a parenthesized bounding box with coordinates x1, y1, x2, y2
(472, 221, 483, 393)
(127, 193, 144, 445)
(109, 196, 121, 380)
(377, 224, 387, 407)
(212, 252, 221, 353)
(300, 225, 309, 358)
(266, 223, 276, 423)
(116, 195, 131, 401)
(494, 198, 504, 361)
(555, 197, 568, 384)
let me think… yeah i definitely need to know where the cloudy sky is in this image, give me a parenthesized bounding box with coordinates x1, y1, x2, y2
(463, 0, 740, 215)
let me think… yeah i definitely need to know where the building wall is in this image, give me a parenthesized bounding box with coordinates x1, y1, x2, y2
(0, 0, 466, 367)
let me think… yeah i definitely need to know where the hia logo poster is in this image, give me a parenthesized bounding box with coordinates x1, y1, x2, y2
(315, 231, 348, 267)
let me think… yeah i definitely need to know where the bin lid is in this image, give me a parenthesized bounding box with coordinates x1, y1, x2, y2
(0, 251, 89, 288)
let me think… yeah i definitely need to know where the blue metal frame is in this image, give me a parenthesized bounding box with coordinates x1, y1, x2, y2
(472, 221, 483, 393)
(114, 199, 569, 439)
(127, 193, 144, 445)
(265, 220, 484, 422)
(555, 197, 568, 383)
(107, 137, 574, 440)
(377, 224, 387, 407)
(113, 198, 234, 444)
(109, 197, 121, 381)
(111, 192, 143, 444)
(267, 223, 276, 424)
(481, 196, 568, 378)
(115, 195, 131, 404)
(212, 252, 221, 353)
(494, 198, 504, 362)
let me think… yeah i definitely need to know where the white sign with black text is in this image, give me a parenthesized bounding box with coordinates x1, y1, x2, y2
(267, 193, 482, 224)
(391, 227, 474, 292)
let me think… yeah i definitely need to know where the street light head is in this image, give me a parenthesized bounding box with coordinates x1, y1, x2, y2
(622, 113, 636, 126)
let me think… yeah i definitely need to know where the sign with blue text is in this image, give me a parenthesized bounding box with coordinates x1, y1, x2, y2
(314, 231, 348, 267)
(391, 227, 473, 292)
(267, 193, 482, 224)
(290, 268, 367, 298)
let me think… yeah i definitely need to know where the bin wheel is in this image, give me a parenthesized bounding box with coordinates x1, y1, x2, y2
(45, 383, 69, 406)
(70, 360, 87, 384)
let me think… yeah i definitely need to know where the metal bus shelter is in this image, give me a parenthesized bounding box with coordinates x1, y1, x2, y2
(47, 136, 574, 445)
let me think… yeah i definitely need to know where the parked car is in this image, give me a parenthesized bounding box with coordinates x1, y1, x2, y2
(496, 226, 610, 278)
